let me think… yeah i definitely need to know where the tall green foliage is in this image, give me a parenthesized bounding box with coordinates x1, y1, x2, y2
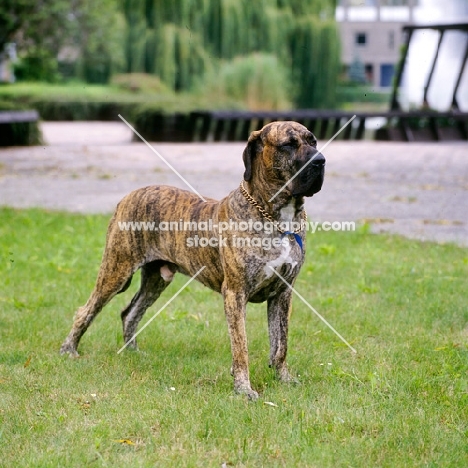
(78, 0, 126, 83)
(123, 0, 146, 73)
(198, 53, 293, 110)
(121, 0, 340, 108)
(3, 0, 339, 103)
(4, 0, 340, 105)
(290, 17, 340, 108)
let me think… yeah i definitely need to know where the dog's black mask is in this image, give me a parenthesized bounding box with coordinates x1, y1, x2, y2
(291, 150, 325, 197)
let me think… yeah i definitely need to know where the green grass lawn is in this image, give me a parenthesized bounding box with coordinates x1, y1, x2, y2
(1, 208, 467, 467)
(0, 82, 169, 103)
(0, 82, 244, 114)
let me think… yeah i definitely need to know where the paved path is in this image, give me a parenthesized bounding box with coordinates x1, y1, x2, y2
(0, 122, 467, 246)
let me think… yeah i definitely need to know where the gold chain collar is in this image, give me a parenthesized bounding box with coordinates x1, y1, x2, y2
(239, 181, 307, 235)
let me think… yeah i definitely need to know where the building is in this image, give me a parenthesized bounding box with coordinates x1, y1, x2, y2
(336, 0, 418, 88)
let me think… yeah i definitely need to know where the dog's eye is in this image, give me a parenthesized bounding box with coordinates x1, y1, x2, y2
(306, 135, 317, 147)
(280, 139, 299, 150)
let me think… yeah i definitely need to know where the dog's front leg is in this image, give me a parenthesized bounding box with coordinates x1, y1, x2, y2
(267, 288, 299, 384)
(222, 285, 258, 401)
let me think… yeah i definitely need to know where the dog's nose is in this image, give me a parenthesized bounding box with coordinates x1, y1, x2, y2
(311, 152, 325, 166)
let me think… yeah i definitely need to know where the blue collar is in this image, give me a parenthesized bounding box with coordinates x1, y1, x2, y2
(281, 231, 303, 253)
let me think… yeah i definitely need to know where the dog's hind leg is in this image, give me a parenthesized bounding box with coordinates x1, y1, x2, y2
(60, 251, 137, 357)
(121, 261, 175, 350)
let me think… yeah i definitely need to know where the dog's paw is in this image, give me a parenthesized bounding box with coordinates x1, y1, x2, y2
(281, 375, 300, 385)
(59, 343, 80, 358)
(122, 340, 138, 351)
(277, 368, 300, 385)
(234, 383, 259, 401)
(246, 389, 259, 401)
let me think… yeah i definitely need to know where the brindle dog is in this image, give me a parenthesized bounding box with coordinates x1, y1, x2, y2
(60, 121, 325, 400)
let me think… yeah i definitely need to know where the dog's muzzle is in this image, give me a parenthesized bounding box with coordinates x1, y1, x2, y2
(292, 151, 325, 197)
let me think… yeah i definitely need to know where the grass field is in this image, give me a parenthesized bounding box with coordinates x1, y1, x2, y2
(0, 82, 153, 105)
(0, 82, 245, 123)
(1, 208, 467, 467)
(0, 82, 244, 113)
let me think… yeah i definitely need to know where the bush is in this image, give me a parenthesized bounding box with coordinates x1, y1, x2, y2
(132, 110, 195, 142)
(0, 120, 42, 146)
(0, 82, 171, 121)
(0, 100, 42, 146)
(336, 84, 390, 104)
(0, 100, 26, 111)
(30, 101, 137, 121)
(111, 73, 171, 93)
(82, 50, 112, 84)
(14, 50, 60, 83)
(195, 53, 293, 111)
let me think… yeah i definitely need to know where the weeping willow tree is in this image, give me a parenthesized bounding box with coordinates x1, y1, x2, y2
(123, 0, 146, 73)
(290, 16, 340, 108)
(121, 0, 340, 108)
(146, 23, 211, 91)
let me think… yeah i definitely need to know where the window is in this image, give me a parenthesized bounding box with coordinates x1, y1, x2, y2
(380, 64, 395, 87)
(356, 32, 367, 45)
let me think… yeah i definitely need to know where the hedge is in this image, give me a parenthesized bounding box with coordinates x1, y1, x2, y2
(0, 101, 42, 146)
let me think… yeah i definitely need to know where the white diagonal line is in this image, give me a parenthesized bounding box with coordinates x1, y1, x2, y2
(268, 266, 357, 353)
(118, 114, 207, 202)
(117, 266, 206, 354)
(269, 115, 357, 202)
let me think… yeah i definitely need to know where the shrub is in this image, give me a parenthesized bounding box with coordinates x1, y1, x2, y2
(14, 49, 60, 83)
(30, 101, 137, 121)
(195, 53, 293, 111)
(336, 84, 390, 104)
(111, 73, 171, 94)
(0, 101, 42, 146)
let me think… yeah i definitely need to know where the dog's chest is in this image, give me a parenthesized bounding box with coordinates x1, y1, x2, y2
(246, 237, 302, 302)
(264, 201, 298, 275)
(247, 201, 304, 300)
(264, 237, 298, 277)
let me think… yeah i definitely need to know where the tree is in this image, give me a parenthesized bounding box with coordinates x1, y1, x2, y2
(2, 0, 342, 106)
(73, 0, 125, 83)
(0, 0, 35, 52)
(122, 0, 341, 107)
(2, 0, 124, 83)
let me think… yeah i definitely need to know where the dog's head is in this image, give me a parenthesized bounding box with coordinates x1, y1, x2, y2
(243, 121, 325, 198)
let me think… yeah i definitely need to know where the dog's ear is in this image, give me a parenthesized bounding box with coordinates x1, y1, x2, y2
(242, 130, 262, 181)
